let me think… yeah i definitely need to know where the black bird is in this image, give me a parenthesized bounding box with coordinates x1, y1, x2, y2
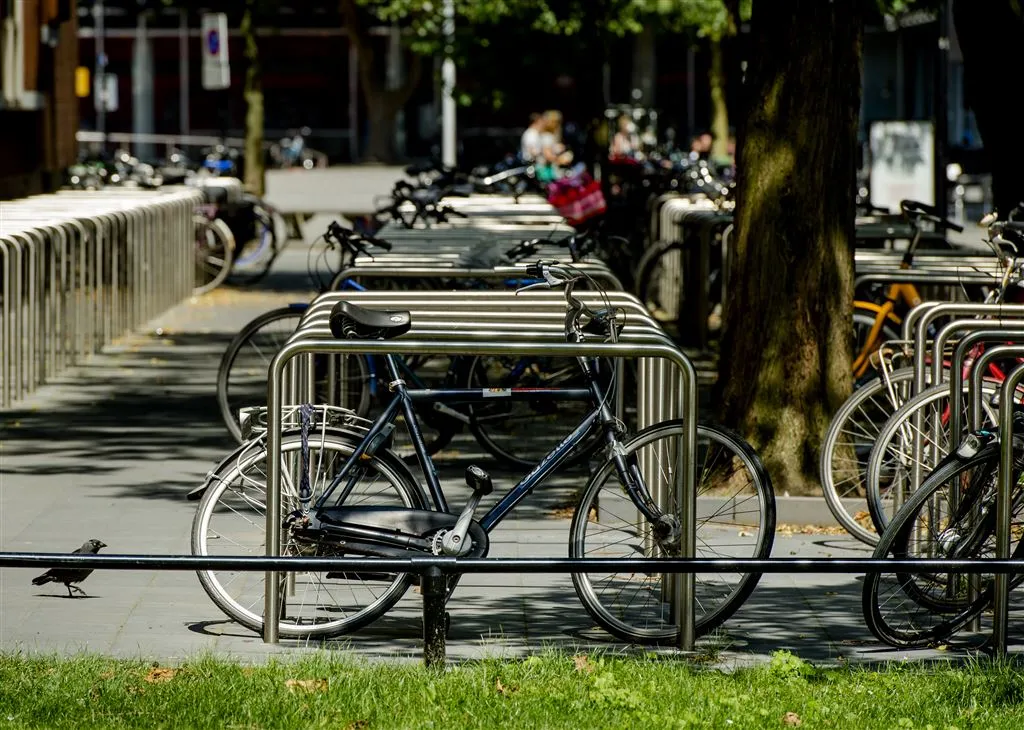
(31, 539, 107, 598)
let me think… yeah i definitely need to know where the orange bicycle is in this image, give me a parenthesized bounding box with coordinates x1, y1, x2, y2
(851, 200, 965, 378)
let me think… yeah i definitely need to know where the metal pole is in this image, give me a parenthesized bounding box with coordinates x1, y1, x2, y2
(934, 0, 950, 220)
(422, 566, 447, 668)
(179, 9, 189, 137)
(95, 0, 106, 142)
(348, 41, 359, 162)
(994, 364, 1024, 656)
(132, 10, 155, 160)
(441, 0, 456, 168)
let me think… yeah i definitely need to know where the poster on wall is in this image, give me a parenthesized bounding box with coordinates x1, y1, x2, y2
(869, 121, 934, 211)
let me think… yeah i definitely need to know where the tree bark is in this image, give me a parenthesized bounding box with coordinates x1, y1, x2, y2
(708, 38, 729, 161)
(241, 2, 264, 195)
(716, 0, 862, 495)
(339, 0, 423, 163)
(952, 1, 1024, 217)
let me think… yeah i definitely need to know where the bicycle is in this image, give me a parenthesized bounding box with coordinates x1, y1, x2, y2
(190, 261, 776, 643)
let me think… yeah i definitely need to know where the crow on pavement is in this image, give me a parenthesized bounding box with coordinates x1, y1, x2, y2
(31, 539, 107, 598)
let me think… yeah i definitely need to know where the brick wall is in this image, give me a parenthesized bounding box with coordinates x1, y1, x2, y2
(0, 0, 78, 200)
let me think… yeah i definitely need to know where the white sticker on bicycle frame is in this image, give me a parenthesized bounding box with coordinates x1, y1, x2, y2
(482, 388, 511, 398)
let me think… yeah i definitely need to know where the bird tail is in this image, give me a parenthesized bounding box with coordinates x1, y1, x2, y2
(32, 575, 54, 586)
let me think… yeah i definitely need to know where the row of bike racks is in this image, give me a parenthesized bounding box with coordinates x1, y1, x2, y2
(0, 187, 203, 408)
(879, 300, 1024, 654)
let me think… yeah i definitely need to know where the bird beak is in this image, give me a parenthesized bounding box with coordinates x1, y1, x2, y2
(98, 541, 108, 548)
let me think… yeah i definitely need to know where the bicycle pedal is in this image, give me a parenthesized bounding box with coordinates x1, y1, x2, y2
(465, 465, 493, 496)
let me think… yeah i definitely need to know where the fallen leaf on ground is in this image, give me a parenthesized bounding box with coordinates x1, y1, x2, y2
(854, 511, 875, 530)
(285, 678, 328, 693)
(776, 523, 846, 536)
(496, 679, 517, 696)
(144, 667, 177, 683)
(573, 655, 594, 673)
(345, 721, 369, 730)
(783, 711, 802, 726)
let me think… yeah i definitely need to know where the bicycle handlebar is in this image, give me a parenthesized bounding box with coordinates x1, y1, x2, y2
(325, 221, 392, 253)
(899, 199, 965, 233)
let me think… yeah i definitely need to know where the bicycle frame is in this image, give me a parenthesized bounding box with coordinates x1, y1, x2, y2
(852, 281, 921, 378)
(309, 352, 661, 533)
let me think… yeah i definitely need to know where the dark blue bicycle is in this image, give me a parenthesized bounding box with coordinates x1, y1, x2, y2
(192, 262, 776, 644)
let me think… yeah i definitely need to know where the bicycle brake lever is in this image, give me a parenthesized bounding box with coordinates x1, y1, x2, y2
(515, 281, 551, 295)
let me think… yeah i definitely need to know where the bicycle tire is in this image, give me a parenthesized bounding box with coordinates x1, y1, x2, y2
(216, 306, 372, 442)
(864, 380, 998, 536)
(819, 366, 916, 546)
(192, 429, 425, 638)
(193, 215, 235, 296)
(634, 239, 685, 323)
(861, 443, 1024, 648)
(228, 201, 280, 285)
(570, 420, 775, 643)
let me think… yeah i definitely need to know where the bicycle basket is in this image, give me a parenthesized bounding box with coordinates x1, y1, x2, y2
(239, 405, 373, 442)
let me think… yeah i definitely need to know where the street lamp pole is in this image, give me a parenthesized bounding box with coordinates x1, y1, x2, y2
(934, 0, 950, 222)
(441, 0, 456, 168)
(94, 0, 106, 140)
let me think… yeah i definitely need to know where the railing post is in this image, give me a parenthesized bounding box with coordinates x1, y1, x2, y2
(422, 566, 448, 668)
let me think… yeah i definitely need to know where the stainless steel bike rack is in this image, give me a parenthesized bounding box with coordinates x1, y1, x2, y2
(262, 289, 701, 653)
(0, 188, 201, 408)
(894, 304, 1024, 501)
(995, 358, 1024, 656)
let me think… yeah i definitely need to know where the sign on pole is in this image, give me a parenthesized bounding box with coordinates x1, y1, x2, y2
(94, 73, 118, 112)
(869, 121, 934, 211)
(201, 12, 230, 90)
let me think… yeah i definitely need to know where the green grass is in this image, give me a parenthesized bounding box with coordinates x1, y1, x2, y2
(1, 650, 1022, 729)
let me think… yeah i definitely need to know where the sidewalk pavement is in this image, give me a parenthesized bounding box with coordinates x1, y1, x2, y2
(1, 244, 1020, 667)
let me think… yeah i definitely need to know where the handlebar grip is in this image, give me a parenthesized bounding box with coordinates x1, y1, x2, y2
(365, 234, 392, 251)
(899, 199, 964, 233)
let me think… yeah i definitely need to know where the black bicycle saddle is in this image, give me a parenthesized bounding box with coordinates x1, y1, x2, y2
(329, 301, 412, 340)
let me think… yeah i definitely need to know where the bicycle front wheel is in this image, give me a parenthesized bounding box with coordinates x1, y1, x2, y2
(862, 443, 1024, 648)
(570, 421, 775, 643)
(192, 430, 425, 638)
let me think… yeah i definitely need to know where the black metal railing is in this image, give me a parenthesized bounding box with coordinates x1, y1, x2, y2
(3, 552, 1022, 666)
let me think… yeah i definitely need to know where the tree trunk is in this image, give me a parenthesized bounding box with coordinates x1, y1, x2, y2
(339, 0, 422, 163)
(708, 38, 729, 161)
(952, 1, 1024, 217)
(364, 92, 404, 163)
(241, 2, 264, 195)
(716, 0, 862, 495)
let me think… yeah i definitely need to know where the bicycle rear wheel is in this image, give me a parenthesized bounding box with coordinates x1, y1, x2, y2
(192, 430, 425, 638)
(570, 421, 775, 643)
